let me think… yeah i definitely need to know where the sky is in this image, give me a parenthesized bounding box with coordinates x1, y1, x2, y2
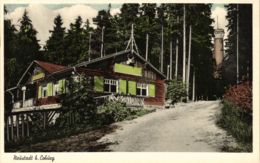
(5, 4, 228, 47)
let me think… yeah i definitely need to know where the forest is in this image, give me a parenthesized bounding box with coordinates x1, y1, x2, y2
(4, 3, 252, 101)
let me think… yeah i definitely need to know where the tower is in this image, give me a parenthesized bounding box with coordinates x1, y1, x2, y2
(213, 28, 224, 79)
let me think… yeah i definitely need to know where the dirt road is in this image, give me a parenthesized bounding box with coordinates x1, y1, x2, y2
(98, 101, 237, 152)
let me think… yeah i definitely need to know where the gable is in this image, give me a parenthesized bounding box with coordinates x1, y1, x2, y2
(16, 60, 68, 87)
(76, 50, 166, 79)
(31, 66, 45, 81)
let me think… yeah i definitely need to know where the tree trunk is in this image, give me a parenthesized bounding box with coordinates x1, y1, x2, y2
(161, 25, 164, 73)
(170, 41, 173, 80)
(182, 4, 186, 84)
(146, 33, 149, 61)
(101, 26, 105, 57)
(192, 69, 196, 101)
(175, 39, 179, 79)
(186, 25, 192, 100)
(236, 4, 239, 84)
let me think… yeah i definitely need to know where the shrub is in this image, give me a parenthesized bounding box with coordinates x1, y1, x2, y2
(59, 74, 97, 126)
(223, 81, 252, 112)
(97, 101, 132, 124)
(166, 79, 187, 104)
(97, 101, 155, 124)
(217, 101, 252, 152)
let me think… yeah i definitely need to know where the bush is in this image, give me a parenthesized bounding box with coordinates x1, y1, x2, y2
(97, 101, 155, 124)
(166, 79, 187, 104)
(223, 81, 252, 112)
(217, 101, 252, 152)
(97, 101, 131, 124)
(59, 74, 97, 126)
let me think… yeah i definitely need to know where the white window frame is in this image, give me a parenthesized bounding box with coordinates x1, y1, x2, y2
(104, 79, 118, 93)
(137, 83, 148, 96)
(42, 84, 48, 98)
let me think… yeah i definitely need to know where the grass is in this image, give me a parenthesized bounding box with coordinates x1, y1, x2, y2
(217, 101, 252, 152)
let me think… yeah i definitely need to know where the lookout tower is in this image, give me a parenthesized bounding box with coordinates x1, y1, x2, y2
(213, 28, 224, 79)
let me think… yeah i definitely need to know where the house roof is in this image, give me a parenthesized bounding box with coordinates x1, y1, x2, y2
(35, 60, 67, 74)
(15, 60, 68, 88)
(75, 50, 166, 79)
(7, 50, 165, 91)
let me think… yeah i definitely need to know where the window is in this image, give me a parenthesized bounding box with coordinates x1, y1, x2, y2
(104, 79, 118, 93)
(42, 84, 47, 98)
(137, 83, 148, 96)
(53, 81, 60, 96)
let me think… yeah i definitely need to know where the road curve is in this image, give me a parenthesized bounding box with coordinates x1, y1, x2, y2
(98, 101, 237, 152)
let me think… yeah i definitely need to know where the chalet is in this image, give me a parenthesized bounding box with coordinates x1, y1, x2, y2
(6, 49, 166, 114)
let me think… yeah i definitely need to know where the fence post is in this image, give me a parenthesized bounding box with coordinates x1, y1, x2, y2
(6, 116, 10, 142)
(43, 112, 46, 130)
(21, 114, 25, 138)
(16, 114, 19, 140)
(26, 114, 30, 137)
(11, 115, 14, 141)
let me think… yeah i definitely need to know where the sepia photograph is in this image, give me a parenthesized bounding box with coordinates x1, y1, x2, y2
(1, 1, 259, 163)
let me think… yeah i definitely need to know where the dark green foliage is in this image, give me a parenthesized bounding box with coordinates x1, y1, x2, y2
(44, 15, 66, 64)
(223, 4, 252, 85)
(59, 74, 97, 126)
(186, 4, 215, 99)
(166, 79, 187, 104)
(63, 16, 86, 65)
(217, 101, 252, 152)
(97, 101, 130, 123)
(97, 101, 155, 124)
(16, 10, 41, 64)
(4, 8, 40, 112)
(92, 5, 120, 57)
(4, 8, 19, 89)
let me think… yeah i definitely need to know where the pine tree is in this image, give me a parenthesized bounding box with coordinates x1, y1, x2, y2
(8, 10, 40, 88)
(4, 6, 18, 89)
(223, 4, 252, 85)
(64, 16, 85, 65)
(16, 10, 41, 64)
(44, 15, 66, 65)
(92, 5, 119, 57)
(136, 4, 158, 59)
(80, 19, 94, 62)
(186, 4, 215, 99)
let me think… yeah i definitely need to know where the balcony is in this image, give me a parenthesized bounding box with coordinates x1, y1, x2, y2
(13, 98, 36, 109)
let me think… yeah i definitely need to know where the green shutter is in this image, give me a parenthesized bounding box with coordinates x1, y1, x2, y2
(94, 76, 104, 92)
(59, 79, 66, 94)
(148, 84, 155, 97)
(38, 85, 42, 98)
(114, 63, 142, 76)
(47, 82, 53, 96)
(120, 79, 127, 94)
(128, 81, 136, 95)
(62, 79, 66, 93)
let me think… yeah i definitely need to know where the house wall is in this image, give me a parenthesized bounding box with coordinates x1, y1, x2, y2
(144, 78, 165, 106)
(78, 68, 165, 107)
(34, 63, 165, 107)
(37, 96, 60, 106)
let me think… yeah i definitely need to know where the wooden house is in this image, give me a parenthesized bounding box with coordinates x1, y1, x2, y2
(6, 49, 166, 114)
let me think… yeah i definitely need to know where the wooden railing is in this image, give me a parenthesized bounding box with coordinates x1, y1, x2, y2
(94, 94, 144, 107)
(4, 109, 64, 142)
(13, 98, 36, 109)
